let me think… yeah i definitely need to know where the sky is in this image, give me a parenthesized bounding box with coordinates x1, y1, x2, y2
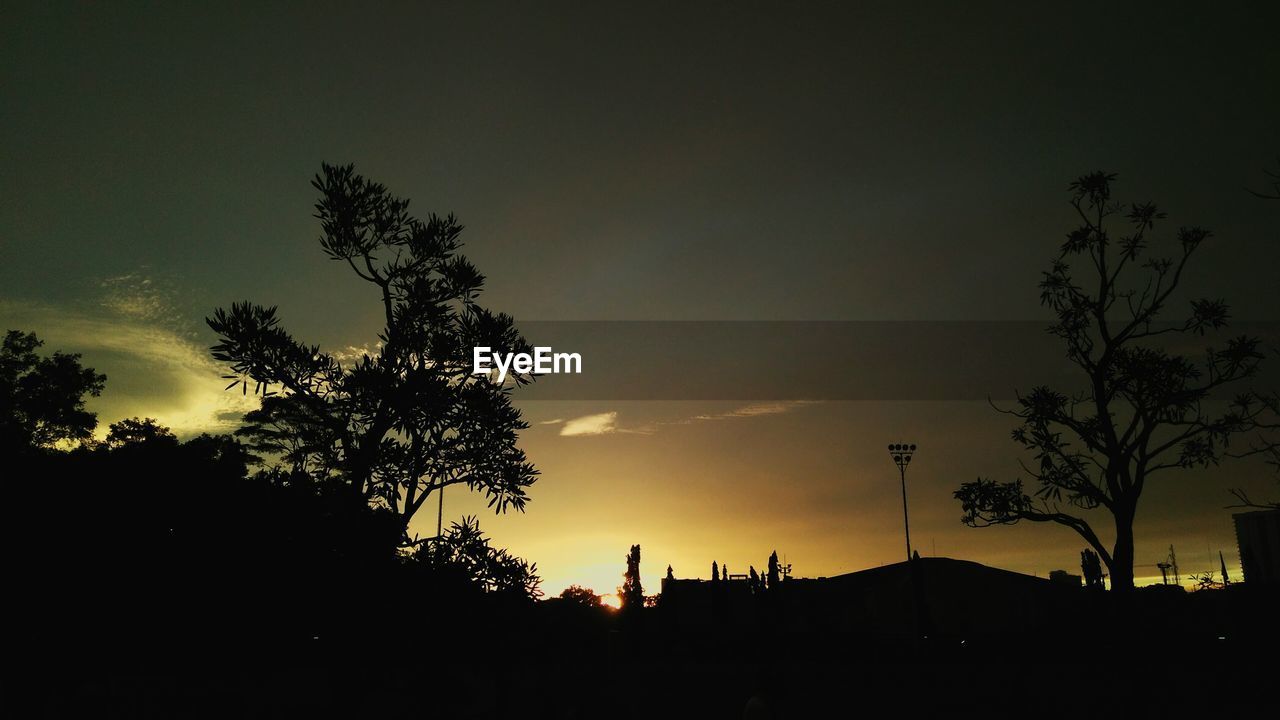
(3, 1, 1279, 596)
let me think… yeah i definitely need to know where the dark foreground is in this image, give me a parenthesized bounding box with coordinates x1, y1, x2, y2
(8, 584, 1277, 719)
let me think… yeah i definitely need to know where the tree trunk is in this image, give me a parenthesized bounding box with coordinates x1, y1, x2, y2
(1110, 510, 1136, 593)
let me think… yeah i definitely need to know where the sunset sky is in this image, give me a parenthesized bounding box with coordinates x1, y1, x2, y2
(4, 2, 1279, 596)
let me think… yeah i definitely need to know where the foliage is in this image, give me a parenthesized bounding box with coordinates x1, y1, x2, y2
(234, 395, 342, 476)
(413, 515, 542, 599)
(559, 585, 604, 608)
(0, 330, 106, 449)
(955, 172, 1278, 591)
(207, 164, 539, 538)
(1189, 571, 1223, 591)
(1081, 548, 1105, 589)
(106, 417, 179, 449)
(620, 544, 643, 610)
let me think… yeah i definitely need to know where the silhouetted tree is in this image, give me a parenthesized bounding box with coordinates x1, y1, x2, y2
(559, 585, 603, 608)
(106, 417, 179, 449)
(1081, 548, 1104, 589)
(1189, 571, 1223, 591)
(207, 164, 538, 541)
(712, 560, 720, 582)
(620, 544, 643, 610)
(666, 564, 674, 580)
(1, 330, 105, 450)
(955, 172, 1279, 592)
(766, 551, 779, 590)
(414, 515, 541, 598)
(234, 395, 342, 476)
(749, 566, 760, 593)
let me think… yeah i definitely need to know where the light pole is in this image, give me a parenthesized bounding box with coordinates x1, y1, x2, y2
(888, 443, 917, 562)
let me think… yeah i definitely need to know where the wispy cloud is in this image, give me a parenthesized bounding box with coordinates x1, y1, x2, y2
(1, 273, 258, 439)
(555, 401, 817, 438)
(688, 401, 815, 422)
(331, 342, 383, 364)
(99, 271, 173, 323)
(560, 412, 618, 437)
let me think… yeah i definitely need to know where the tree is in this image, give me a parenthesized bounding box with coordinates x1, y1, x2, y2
(106, 417, 179, 449)
(413, 515, 541, 598)
(619, 544, 643, 610)
(1226, 446, 1280, 509)
(955, 172, 1278, 592)
(1189, 571, 1223, 592)
(1, 330, 106, 450)
(711, 560, 719, 582)
(766, 550, 780, 590)
(559, 585, 603, 608)
(1227, 477, 1280, 510)
(1081, 548, 1104, 590)
(234, 395, 342, 477)
(207, 164, 539, 541)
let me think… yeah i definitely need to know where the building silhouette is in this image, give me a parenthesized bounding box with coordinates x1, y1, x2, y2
(660, 557, 1077, 639)
(1233, 509, 1280, 586)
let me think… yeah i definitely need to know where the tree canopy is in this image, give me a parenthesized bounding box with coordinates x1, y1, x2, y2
(208, 163, 539, 541)
(620, 544, 643, 610)
(955, 172, 1278, 591)
(0, 330, 106, 450)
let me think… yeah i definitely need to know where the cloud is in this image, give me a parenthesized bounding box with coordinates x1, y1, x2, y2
(1, 276, 259, 439)
(554, 401, 817, 439)
(331, 342, 383, 364)
(560, 412, 618, 437)
(99, 272, 173, 323)
(689, 402, 814, 422)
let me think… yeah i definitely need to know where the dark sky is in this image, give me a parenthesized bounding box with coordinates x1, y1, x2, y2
(3, 1, 1278, 594)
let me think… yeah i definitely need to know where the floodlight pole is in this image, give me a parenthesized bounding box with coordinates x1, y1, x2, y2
(889, 443, 917, 562)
